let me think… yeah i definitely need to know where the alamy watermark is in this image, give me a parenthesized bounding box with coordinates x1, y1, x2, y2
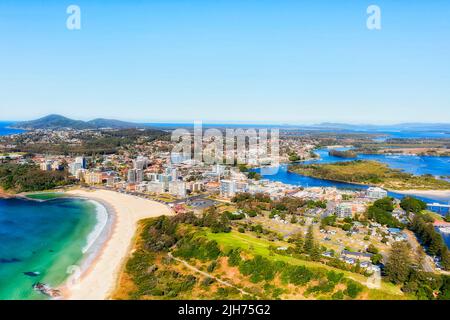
(367, 5, 381, 30)
(171, 122, 280, 175)
(66, 5, 81, 30)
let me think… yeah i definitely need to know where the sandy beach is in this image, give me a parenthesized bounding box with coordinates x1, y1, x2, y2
(393, 189, 450, 202)
(63, 189, 174, 300)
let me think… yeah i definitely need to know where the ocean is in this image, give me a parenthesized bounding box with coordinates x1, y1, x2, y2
(0, 196, 101, 300)
(0, 122, 24, 136)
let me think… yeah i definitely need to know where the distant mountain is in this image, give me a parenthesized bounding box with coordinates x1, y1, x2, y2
(313, 122, 450, 132)
(86, 118, 144, 129)
(12, 115, 145, 130)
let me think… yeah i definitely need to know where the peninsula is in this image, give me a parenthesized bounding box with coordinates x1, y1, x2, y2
(289, 160, 450, 190)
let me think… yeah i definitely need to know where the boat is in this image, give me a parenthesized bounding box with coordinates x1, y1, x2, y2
(32, 282, 61, 298)
(23, 271, 40, 277)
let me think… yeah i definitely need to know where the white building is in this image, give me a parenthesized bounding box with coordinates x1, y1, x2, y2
(136, 182, 149, 193)
(366, 187, 388, 200)
(69, 156, 86, 176)
(128, 169, 144, 184)
(40, 160, 52, 171)
(171, 152, 191, 164)
(133, 156, 149, 170)
(220, 180, 236, 198)
(191, 182, 204, 193)
(147, 181, 165, 194)
(136, 169, 144, 183)
(127, 169, 137, 183)
(335, 203, 353, 218)
(169, 181, 187, 198)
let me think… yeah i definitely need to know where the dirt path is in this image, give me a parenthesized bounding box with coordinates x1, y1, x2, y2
(167, 252, 252, 297)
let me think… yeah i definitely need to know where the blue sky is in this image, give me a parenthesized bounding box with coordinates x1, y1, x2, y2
(1, 0, 449, 124)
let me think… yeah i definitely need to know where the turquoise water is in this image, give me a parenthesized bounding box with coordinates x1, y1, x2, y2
(0, 197, 98, 300)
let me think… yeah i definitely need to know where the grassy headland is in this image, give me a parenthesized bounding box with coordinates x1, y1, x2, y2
(113, 212, 408, 300)
(0, 163, 73, 193)
(289, 160, 450, 190)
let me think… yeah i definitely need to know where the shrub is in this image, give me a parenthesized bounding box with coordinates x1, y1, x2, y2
(344, 280, 363, 299)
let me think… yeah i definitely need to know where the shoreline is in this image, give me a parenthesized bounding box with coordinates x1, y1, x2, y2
(392, 190, 450, 202)
(61, 189, 174, 300)
(287, 168, 450, 195)
(61, 196, 116, 298)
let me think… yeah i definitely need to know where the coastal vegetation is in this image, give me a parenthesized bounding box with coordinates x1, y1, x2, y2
(288, 152, 302, 162)
(385, 242, 450, 299)
(328, 149, 357, 159)
(0, 163, 73, 193)
(115, 205, 413, 300)
(409, 213, 450, 270)
(289, 160, 450, 190)
(2, 128, 169, 156)
(366, 197, 403, 228)
(400, 197, 427, 214)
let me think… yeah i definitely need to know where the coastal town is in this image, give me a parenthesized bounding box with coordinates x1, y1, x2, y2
(1, 117, 450, 300)
(2, 1, 450, 315)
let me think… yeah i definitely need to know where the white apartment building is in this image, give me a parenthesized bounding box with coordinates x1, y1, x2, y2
(366, 187, 388, 200)
(220, 180, 236, 198)
(169, 181, 187, 198)
(147, 181, 165, 194)
(335, 203, 353, 218)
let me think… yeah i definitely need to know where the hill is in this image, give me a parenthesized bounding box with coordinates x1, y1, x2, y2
(12, 114, 145, 130)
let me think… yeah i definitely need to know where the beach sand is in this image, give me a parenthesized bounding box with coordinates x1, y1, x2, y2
(393, 189, 450, 202)
(63, 189, 174, 300)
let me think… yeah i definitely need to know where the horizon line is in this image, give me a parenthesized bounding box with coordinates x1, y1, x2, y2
(3, 114, 450, 127)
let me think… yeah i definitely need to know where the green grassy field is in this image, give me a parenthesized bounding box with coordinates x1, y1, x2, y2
(205, 230, 406, 299)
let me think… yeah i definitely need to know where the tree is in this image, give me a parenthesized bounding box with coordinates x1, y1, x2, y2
(247, 171, 261, 180)
(440, 246, 450, 271)
(428, 232, 444, 256)
(367, 205, 402, 228)
(366, 244, 379, 254)
(400, 196, 427, 214)
(304, 225, 315, 254)
(385, 242, 411, 284)
(290, 215, 298, 224)
(289, 232, 304, 252)
(341, 223, 352, 232)
(310, 244, 321, 261)
(288, 152, 301, 162)
(371, 254, 383, 265)
(202, 207, 231, 233)
(238, 164, 249, 172)
(444, 214, 450, 223)
(321, 215, 336, 228)
(373, 197, 394, 212)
